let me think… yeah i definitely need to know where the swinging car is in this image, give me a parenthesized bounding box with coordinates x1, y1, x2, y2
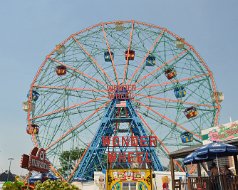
(104, 51, 114, 62)
(175, 38, 185, 49)
(26, 124, 39, 135)
(146, 55, 156, 66)
(184, 106, 198, 119)
(28, 90, 40, 101)
(211, 91, 224, 103)
(174, 86, 186, 98)
(180, 132, 193, 143)
(165, 68, 177, 79)
(56, 65, 67, 76)
(125, 50, 135, 60)
(55, 44, 65, 54)
(22, 101, 35, 112)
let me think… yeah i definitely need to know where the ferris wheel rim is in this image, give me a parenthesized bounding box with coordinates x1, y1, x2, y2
(26, 20, 220, 180)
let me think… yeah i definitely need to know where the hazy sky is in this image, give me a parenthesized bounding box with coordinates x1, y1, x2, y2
(0, 0, 237, 175)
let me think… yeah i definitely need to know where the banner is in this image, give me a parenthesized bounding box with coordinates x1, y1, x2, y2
(201, 121, 238, 145)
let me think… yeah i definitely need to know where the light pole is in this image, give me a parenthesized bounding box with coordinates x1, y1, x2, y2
(7, 158, 14, 181)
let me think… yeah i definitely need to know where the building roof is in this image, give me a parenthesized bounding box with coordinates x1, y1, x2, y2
(169, 144, 202, 159)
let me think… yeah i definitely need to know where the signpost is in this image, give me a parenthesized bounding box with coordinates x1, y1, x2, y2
(21, 147, 50, 173)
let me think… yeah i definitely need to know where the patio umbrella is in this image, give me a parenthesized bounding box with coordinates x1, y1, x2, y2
(196, 142, 238, 158)
(183, 151, 214, 165)
(194, 142, 238, 190)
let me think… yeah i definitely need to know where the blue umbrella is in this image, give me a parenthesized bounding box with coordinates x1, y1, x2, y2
(196, 142, 238, 158)
(184, 151, 214, 165)
(191, 142, 238, 190)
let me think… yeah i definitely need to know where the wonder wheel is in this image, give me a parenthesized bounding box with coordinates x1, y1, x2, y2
(24, 20, 221, 181)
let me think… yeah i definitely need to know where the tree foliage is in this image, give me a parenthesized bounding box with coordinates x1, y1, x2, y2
(34, 179, 79, 190)
(58, 148, 85, 177)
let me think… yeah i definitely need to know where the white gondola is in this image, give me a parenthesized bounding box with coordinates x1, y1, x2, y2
(211, 92, 224, 103)
(175, 38, 185, 49)
(115, 22, 124, 31)
(22, 101, 35, 112)
(55, 44, 65, 55)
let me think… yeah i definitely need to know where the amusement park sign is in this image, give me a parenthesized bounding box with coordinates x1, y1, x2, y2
(201, 121, 238, 145)
(107, 85, 136, 99)
(102, 136, 157, 163)
(21, 147, 50, 173)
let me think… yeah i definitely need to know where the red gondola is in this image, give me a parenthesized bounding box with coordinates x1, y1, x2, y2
(184, 107, 198, 119)
(56, 65, 67, 76)
(26, 124, 39, 135)
(125, 50, 135, 60)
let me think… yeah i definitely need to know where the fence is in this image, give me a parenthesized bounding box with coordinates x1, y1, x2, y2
(188, 175, 238, 190)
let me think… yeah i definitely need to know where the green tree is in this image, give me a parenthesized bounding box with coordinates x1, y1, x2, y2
(58, 148, 85, 177)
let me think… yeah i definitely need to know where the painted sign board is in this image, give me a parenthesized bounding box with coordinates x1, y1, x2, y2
(106, 169, 152, 190)
(20, 147, 50, 173)
(201, 121, 238, 145)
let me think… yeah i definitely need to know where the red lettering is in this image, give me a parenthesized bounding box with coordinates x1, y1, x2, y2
(128, 152, 134, 163)
(102, 136, 111, 147)
(136, 152, 143, 163)
(131, 136, 138, 146)
(145, 152, 151, 163)
(132, 85, 136, 91)
(113, 136, 119, 147)
(108, 94, 114, 99)
(108, 152, 117, 163)
(107, 86, 114, 92)
(140, 136, 148, 147)
(122, 136, 130, 147)
(149, 136, 157, 147)
(118, 153, 127, 162)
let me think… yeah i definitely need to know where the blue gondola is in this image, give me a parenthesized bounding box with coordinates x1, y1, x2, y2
(146, 55, 156, 66)
(174, 86, 186, 98)
(180, 132, 193, 143)
(104, 51, 114, 62)
(27, 90, 40, 101)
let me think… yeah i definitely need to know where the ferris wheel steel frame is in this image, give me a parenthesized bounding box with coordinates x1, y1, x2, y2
(26, 20, 221, 181)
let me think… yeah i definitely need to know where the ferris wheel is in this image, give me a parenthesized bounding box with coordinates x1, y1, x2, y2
(23, 20, 222, 181)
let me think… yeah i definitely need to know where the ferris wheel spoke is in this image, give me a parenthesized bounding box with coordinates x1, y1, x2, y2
(135, 73, 209, 96)
(102, 24, 119, 85)
(46, 100, 110, 151)
(33, 85, 107, 94)
(127, 29, 165, 84)
(36, 103, 106, 123)
(31, 96, 108, 120)
(181, 77, 213, 104)
(46, 109, 104, 154)
(49, 57, 107, 88)
(49, 164, 65, 181)
(72, 36, 115, 85)
(135, 94, 216, 109)
(137, 111, 184, 172)
(133, 99, 201, 139)
(133, 49, 189, 85)
(122, 21, 135, 84)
